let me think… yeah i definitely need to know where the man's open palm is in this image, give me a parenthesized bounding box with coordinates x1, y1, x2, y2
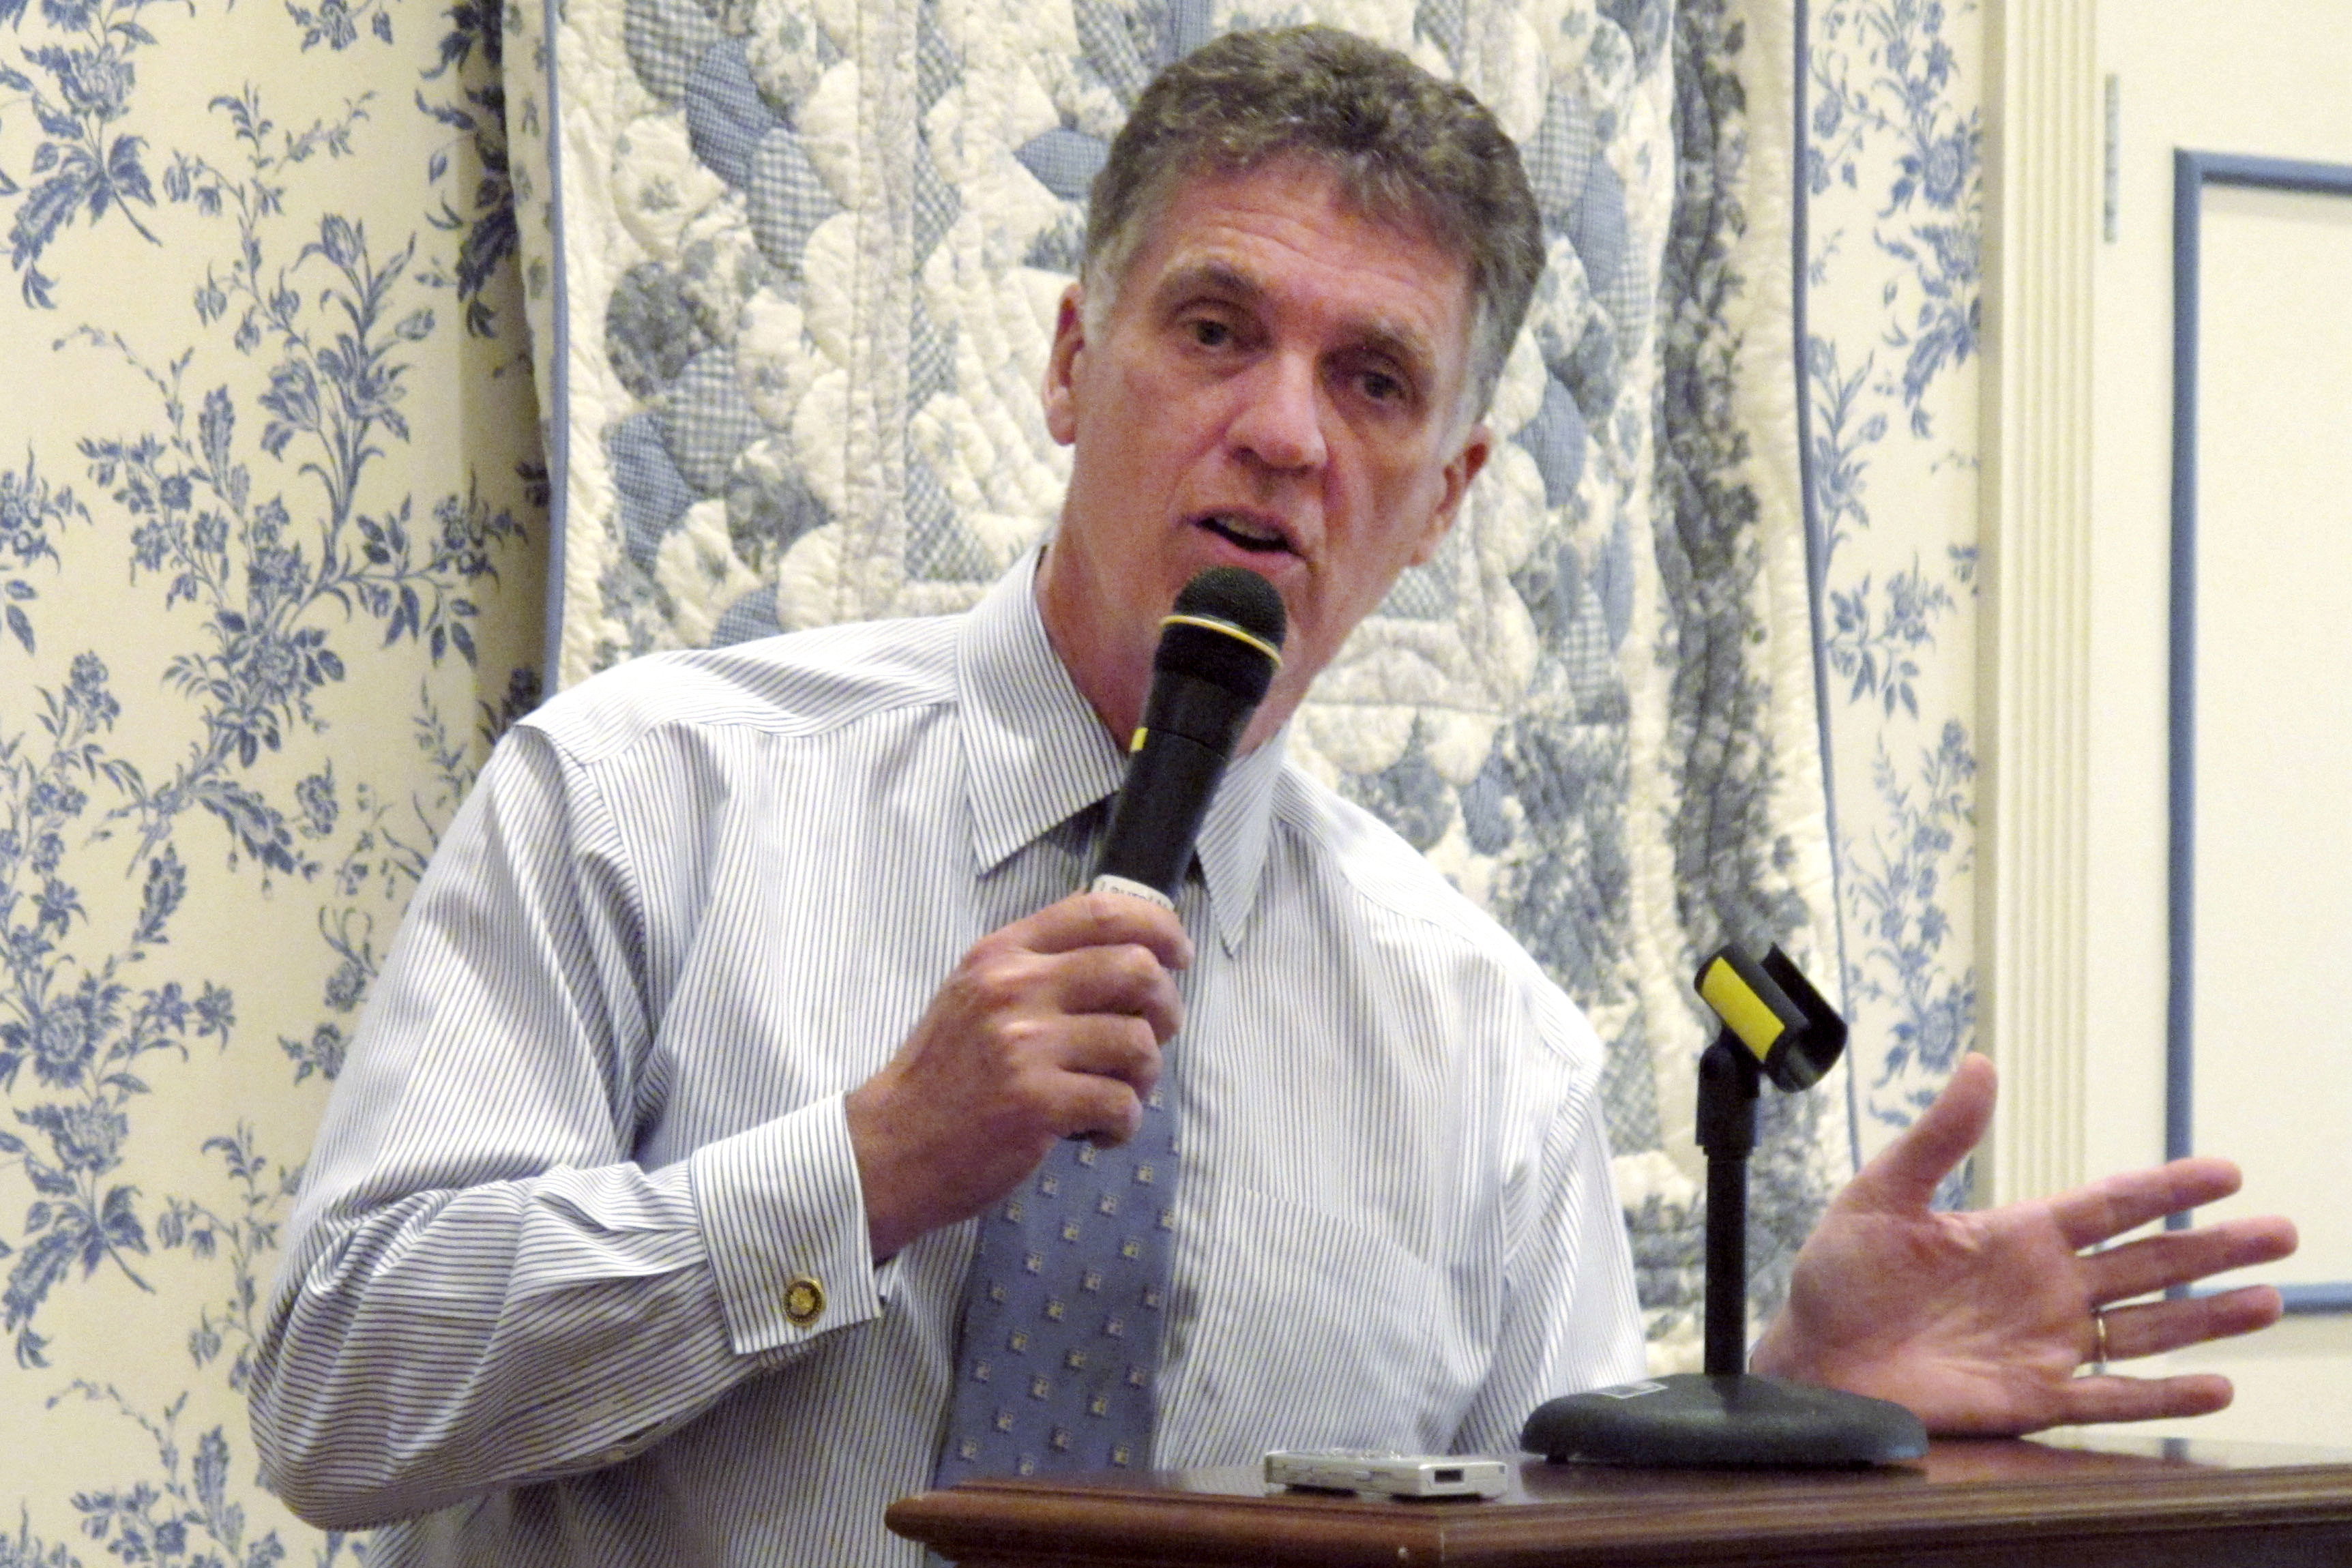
(1751, 1054, 2298, 1434)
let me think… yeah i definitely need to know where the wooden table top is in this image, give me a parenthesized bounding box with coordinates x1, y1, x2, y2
(887, 1434, 2352, 1566)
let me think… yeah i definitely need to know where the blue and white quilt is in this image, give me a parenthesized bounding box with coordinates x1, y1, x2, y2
(503, 0, 1844, 1363)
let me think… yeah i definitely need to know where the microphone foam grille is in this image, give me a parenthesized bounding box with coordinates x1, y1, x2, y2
(1174, 567, 1287, 651)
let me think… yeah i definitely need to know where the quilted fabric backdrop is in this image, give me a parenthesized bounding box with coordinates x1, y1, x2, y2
(506, 0, 1849, 1363)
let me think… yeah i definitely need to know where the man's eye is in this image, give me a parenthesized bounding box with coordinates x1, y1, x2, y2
(1188, 318, 1233, 348)
(1359, 370, 1407, 404)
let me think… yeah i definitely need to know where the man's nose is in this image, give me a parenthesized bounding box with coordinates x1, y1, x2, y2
(1226, 351, 1327, 473)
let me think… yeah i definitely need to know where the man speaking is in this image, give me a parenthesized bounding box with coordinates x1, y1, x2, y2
(251, 26, 2294, 1565)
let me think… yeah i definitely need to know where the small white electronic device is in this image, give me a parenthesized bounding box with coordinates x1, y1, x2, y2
(1261, 1449, 1510, 1500)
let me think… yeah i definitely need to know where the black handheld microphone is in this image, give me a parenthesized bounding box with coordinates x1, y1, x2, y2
(1089, 567, 1287, 907)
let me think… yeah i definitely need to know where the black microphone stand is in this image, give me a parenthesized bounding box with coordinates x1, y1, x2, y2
(1699, 1028, 1763, 1380)
(1520, 945, 1928, 1468)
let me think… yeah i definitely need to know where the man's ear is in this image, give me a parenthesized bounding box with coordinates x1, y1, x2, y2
(1409, 423, 1490, 567)
(1042, 283, 1087, 447)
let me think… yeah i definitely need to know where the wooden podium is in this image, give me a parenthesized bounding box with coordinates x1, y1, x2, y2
(887, 1434, 2352, 1566)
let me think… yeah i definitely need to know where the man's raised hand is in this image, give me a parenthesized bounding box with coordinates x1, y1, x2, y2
(1750, 1053, 2298, 1434)
(844, 891, 1192, 1262)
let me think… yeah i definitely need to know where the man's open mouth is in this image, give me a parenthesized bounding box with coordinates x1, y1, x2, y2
(1198, 513, 1291, 553)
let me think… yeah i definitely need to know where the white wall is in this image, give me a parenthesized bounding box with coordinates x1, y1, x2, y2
(2074, 0, 2352, 1445)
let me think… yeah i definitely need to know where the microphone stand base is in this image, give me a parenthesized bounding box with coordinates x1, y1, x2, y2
(1520, 1373, 1928, 1468)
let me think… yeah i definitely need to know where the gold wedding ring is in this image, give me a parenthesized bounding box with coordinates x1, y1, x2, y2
(2090, 1308, 2111, 1371)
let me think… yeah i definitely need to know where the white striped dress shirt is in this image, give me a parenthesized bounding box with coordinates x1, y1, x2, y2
(252, 555, 1644, 1567)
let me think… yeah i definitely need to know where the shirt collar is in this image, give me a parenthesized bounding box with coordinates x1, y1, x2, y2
(956, 552, 1285, 953)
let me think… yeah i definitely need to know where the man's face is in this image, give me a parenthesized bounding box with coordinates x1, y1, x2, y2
(1035, 159, 1491, 748)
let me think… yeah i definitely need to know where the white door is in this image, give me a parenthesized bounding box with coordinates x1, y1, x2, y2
(2083, 0, 2352, 1445)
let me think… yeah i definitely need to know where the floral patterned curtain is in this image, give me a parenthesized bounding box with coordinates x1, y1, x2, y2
(1804, 0, 1982, 1166)
(0, 2, 544, 1561)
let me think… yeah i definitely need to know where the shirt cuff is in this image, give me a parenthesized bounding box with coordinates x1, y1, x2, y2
(690, 1093, 883, 1356)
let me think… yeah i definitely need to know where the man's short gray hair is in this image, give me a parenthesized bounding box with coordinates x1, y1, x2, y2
(1083, 25, 1544, 425)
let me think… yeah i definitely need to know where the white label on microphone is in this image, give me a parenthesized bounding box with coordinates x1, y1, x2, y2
(1089, 873, 1175, 911)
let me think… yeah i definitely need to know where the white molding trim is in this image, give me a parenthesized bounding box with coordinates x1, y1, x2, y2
(1979, 0, 2100, 1204)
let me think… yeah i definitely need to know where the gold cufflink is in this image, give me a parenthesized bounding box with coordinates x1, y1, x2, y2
(783, 1274, 826, 1327)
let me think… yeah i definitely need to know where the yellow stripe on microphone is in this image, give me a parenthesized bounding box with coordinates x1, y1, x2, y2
(1160, 613, 1284, 666)
(1697, 956, 1785, 1063)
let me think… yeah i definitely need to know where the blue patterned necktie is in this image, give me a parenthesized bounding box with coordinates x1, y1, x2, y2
(935, 809, 1182, 1483)
(933, 1083, 1178, 1481)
